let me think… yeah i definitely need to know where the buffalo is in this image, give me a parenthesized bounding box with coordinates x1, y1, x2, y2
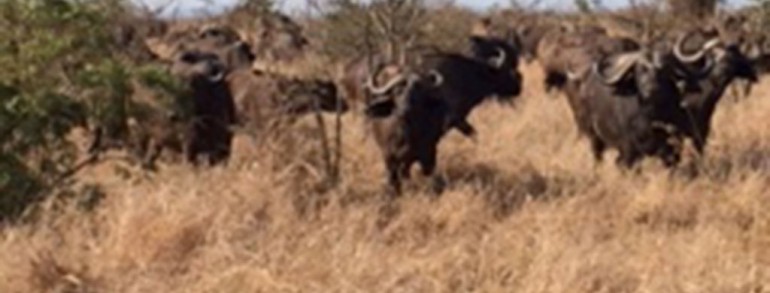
(169, 50, 238, 165)
(440, 36, 523, 138)
(86, 50, 236, 169)
(728, 33, 770, 100)
(363, 36, 522, 194)
(195, 25, 256, 70)
(563, 49, 686, 167)
(671, 31, 758, 155)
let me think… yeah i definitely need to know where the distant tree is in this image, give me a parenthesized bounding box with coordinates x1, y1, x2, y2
(574, 0, 602, 14)
(664, 0, 718, 20)
(509, 0, 543, 11)
(309, 0, 427, 63)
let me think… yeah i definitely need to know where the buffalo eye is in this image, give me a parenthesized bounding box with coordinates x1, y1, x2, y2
(179, 52, 198, 63)
(201, 28, 222, 39)
(365, 99, 397, 118)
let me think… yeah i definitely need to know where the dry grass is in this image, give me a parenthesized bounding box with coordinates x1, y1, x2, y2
(1, 63, 769, 293)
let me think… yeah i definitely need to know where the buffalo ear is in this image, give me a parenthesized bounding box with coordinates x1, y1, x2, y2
(469, 36, 488, 51)
(469, 35, 484, 45)
(364, 98, 397, 118)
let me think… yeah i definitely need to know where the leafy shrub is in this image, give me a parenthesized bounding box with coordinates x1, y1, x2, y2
(0, 0, 181, 221)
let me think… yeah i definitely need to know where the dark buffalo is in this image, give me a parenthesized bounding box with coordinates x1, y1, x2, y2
(434, 36, 523, 138)
(86, 50, 236, 169)
(563, 49, 686, 167)
(728, 33, 770, 100)
(671, 31, 758, 154)
(365, 73, 446, 195)
(363, 36, 522, 194)
(170, 50, 237, 165)
(195, 25, 256, 70)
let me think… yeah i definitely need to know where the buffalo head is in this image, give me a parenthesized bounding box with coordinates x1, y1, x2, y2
(194, 25, 255, 70)
(666, 31, 759, 154)
(171, 50, 228, 87)
(673, 32, 758, 84)
(590, 49, 675, 101)
(468, 36, 523, 101)
(362, 66, 442, 119)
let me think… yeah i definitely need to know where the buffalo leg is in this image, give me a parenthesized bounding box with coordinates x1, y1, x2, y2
(385, 156, 403, 197)
(741, 81, 753, 98)
(656, 134, 682, 169)
(419, 149, 445, 195)
(87, 127, 104, 156)
(130, 135, 150, 166)
(616, 148, 641, 169)
(659, 149, 681, 168)
(454, 120, 477, 140)
(544, 72, 566, 94)
(399, 159, 414, 180)
(185, 138, 201, 166)
(141, 140, 162, 171)
(209, 136, 233, 166)
(590, 136, 606, 163)
(691, 128, 710, 156)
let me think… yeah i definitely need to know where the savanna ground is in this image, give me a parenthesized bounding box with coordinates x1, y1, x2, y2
(1, 61, 769, 292)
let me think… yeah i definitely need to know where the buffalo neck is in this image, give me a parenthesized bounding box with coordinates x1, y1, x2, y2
(685, 73, 734, 122)
(190, 80, 235, 121)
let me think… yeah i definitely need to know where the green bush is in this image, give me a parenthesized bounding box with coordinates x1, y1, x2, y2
(0, 0, 181, 221)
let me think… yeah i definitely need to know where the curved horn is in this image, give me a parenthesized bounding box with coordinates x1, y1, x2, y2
(674, 32, 721, 63)
(595, 52, 643, 85)
(198, 25, 220, 38)
(208, 70, 225, 83)
(744, 42, 762, 60)
(702, 38, 723, 51)
(426, 70, 444, 87)
(565, 63, 584, 81)
(364, 64, 384, 93)
(566, 70, 580, 81)
(490, 47, 507, 69)
(365, 72, 407, 96)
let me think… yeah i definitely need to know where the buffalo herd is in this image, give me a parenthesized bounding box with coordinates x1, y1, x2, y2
(92, 14, 769, 196)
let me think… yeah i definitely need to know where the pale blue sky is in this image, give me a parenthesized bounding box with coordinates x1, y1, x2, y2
(135, 0, 751, 17)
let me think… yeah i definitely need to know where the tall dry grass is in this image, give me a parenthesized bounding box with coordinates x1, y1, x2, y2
(0, 63, 769, 292)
